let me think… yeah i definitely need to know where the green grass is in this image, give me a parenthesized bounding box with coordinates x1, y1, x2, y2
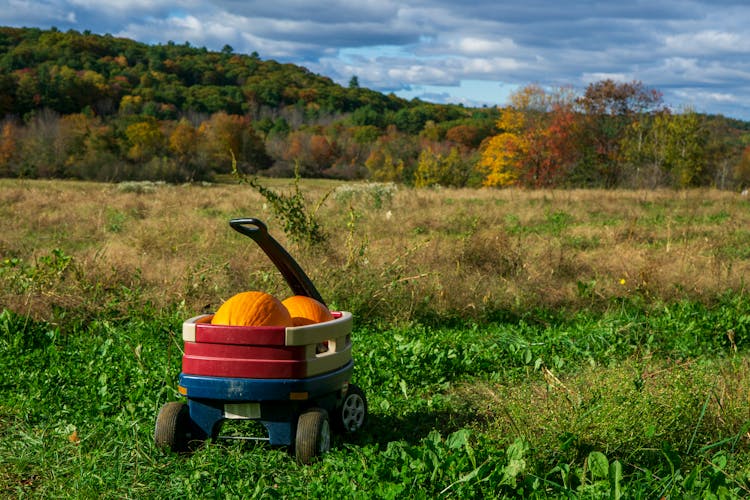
(2, 296, 749, 498)
(2, 181, 750, 497)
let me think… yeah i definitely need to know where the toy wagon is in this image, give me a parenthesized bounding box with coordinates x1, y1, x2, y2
(154, 218, 368, 464)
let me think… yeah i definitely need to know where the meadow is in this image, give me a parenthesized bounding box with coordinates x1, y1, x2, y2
(1, 178, 748, 498)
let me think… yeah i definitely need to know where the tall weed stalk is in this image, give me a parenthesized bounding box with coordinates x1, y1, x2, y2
(232, 156, 329, 246)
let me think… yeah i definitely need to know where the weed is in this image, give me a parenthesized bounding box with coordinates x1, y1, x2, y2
(105, 207, 127, 233)
(332, 181, 397, 209)
(233, 159, 328, 246)
(115, 180, 165, 194)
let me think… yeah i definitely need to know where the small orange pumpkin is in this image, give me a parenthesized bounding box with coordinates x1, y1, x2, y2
(282, 295, 333, 326)
(211, 291, 292, 327)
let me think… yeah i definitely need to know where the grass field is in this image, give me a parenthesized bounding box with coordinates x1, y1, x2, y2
(1, 178, 749, 497)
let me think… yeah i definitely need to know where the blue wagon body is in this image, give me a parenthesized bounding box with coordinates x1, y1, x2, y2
(179, 361, 354, 446)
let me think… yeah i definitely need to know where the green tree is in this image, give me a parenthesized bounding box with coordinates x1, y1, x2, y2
(0, 74, 16, 115)
(414, 147, 472, 188)
(621, 111, 672, 188)
(350, 105, 384, 128)
(365, 149, 405, 183)
(734, 146, 750, 190)
(622, 109, 707, 188)
(663, 110, 705, 187)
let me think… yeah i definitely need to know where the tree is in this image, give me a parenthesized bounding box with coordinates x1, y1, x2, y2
(16, 109, 66, 177)
(528, 101, 579, 187)
(663, 110, 705, 187)
(478, 106, 527, 187)
(394, 106, 432, 134)
(621, 109, 706, 188)
(620, 111, 672, 188)
(479, 85, 579, 188)
(350, 105, 384, 128)
(352, 125, 380, 144)
(0, 74, 16, 116)
(704, 116, 744, 190)
(196, 112, 271, 174)
(55, 113, 92, 174)
(414, 147, 472, 188)
(125, 117, 165, 162)
(734, 146, 750, 190)
(168, 118, 197, 167)
(0, 121, 17, 176)
(574, 79, 664, 187)
(119, 94, 143, 115)
(445, 124, 482, 151)
(365, 149, 405, 183)
(309, 134, 336, 172)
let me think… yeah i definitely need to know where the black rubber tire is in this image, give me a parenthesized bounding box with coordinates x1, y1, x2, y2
(295, 408, 331, 465)
(154, 401, 191, 452)
(333, 384, 368, 433)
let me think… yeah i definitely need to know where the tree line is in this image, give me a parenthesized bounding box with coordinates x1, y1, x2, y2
(1, 26, 749, 189)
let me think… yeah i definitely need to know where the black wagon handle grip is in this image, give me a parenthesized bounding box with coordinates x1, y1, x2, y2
(229, 217, 268, 238)
(229, 218, 326, 306)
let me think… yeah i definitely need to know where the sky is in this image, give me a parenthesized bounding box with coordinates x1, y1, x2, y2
(2, 1, 749, 120)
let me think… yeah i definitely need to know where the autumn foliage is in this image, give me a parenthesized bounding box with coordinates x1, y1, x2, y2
(0, 26, 748, 189)
(480, 86, 580, 188)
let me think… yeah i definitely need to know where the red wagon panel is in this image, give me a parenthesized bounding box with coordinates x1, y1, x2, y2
(180, 312, 353, 379)
(181, 354, 308, 379)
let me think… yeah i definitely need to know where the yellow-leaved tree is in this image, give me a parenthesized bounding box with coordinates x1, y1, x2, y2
(365, 149, 405, 183)
(125, 118, 164, 162)
(478, 106, 527, 187)
(168, 119, 198, 167)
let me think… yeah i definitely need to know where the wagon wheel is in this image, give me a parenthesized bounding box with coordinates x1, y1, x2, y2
(333, 384, 368, 433)
(295, 408, 331, 465)
(154, 401, 192, 452)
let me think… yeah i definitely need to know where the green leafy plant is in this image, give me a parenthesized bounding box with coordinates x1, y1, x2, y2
(232, 156, 328, 246)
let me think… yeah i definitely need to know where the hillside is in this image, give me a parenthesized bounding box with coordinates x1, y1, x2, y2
(0, 26, 748, 189)
(0, 26, 407, 116)
(0, 26, 495, 182)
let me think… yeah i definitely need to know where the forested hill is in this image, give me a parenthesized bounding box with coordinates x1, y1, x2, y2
(0, 25, 415, 118)
(1, 26, 749, 189)
(0, 26, 495, 183)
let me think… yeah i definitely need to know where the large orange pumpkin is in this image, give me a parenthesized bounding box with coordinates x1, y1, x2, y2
(282, 295, 334, 326)
(211, 291, 293, 327)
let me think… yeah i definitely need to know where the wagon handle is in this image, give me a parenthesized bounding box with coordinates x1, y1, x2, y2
(229, 218, 326, 306)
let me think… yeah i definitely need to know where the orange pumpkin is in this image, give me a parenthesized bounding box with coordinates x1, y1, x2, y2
(282, 295, 334, 326)
(211, 291, 292, 327)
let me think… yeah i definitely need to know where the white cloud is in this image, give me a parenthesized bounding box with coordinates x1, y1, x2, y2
(0, 0, 749, 119)
(68, 0, 170, 11)
(386, 65, 454, 86)
(663, 30, 747, 54)
(582, 73, 631, 84)
(438, 36, 519, 56)
(4, 0, 78, 25)
(675, 89, 738, 104)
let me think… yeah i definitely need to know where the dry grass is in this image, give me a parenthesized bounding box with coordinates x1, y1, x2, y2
(2, 179, 749, 323)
